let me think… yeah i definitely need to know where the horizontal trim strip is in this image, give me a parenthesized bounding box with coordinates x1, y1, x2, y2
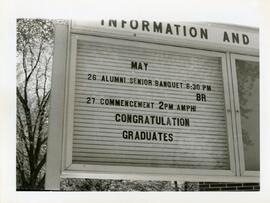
(72, 159, 228, 170)
(73, 135, 228, 147)
(72, 156, 228, 168)
(72, 139, 228, 151)
(72, 151, 229, 163)
(72, 142, 228, 155)
(72, 146, 228, 158)
(77, 42, 222, 66)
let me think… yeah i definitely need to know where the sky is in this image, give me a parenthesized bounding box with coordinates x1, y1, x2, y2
(0, 0, 270, 203)
(12, 0, 263, 27)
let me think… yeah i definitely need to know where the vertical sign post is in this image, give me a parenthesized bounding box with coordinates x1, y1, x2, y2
(45, 24, 68, 190)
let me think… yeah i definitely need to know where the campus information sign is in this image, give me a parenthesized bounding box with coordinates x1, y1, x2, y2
(67, 34, 233, 171)
(45, 22, 260, 189)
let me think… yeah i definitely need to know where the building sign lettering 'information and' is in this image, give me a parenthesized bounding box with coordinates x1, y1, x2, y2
(101, 20, 250, 45)
(72, 20, 258, 49)
(71, 35, 230, 170)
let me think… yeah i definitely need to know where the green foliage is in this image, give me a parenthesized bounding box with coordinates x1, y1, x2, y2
(17, 19, 54, 53)
(60, 178, 199, 191)
(60, 178, 179, 191)
(16, 19, 54, 190)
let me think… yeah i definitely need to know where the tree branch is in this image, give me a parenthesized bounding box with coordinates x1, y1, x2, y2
(40, 137, 48, 146)
(17, 86, 35, 177)
(32, 89, 50, 138)
(26, 41, 43, 82)
(31, 153, 47, 183)
(35, 67, 41, 106)
(17, 112, 30, 155)
(17, 87, 33, 144)
(43, 56, 51, 98)
(37, 174, 46, 189)
(22, 46, 28, 79)
(16, 157, 28, 187)
(34, 90, 50, 165)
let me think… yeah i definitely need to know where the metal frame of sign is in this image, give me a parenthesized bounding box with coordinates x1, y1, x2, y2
(63, 34, 235, 177)
(230, 54, 260, 177)
(45, 23, 259, 190)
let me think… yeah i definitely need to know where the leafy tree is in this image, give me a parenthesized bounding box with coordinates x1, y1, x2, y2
(16, 19, 54, 190)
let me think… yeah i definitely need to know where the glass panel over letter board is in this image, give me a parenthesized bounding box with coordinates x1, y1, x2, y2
(236, 59, 259, 171)
(71, 36, 231, 170)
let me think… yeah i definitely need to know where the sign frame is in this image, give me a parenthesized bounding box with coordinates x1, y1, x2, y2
(230, 54, 260, 177)
(45, 22, 260, 190)
(62, 33, 236, 178)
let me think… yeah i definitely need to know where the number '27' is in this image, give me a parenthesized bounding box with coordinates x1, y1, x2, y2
(87, 97, 95, 104)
